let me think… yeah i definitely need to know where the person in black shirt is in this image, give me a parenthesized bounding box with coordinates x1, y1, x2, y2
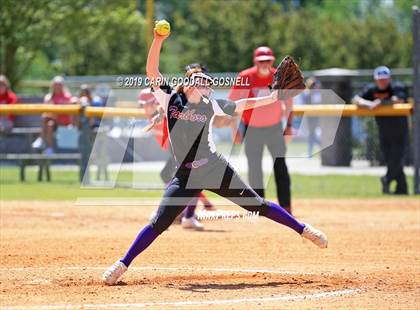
(353, 66, 409, 195)
(102, 27, 328, 285)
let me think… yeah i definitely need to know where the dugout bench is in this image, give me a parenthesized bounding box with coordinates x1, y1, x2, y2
(1, 99, 82, 182)
(0, 153, 81, 182)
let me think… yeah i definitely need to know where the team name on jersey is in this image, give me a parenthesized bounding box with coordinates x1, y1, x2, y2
(373, 92, 391, 100)
(169, 106, 207, 123)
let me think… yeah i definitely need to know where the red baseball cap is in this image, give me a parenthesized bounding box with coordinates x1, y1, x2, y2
(138, 88, 157, 105)
(254, 46, 275, 62)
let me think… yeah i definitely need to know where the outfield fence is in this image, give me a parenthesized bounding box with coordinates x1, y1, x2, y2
(0, 102, 417, 194)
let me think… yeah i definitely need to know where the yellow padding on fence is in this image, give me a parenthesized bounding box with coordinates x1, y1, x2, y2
(85, 107, 147, 118)
(0, 104, 80, 115)
(292, 103, 413, 117)
(0, 103, 414, 117)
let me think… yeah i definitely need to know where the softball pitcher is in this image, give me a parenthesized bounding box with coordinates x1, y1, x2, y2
(139, 86, 215, 230)
(103, 28, 327, 285)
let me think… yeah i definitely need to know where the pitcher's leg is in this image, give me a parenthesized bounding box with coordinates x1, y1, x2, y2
(103, 178, 201, 285)
(207, 163, 326, 248)
(150, 178, 202, 233)
(123, 178, 199, 267)
(120, 224, 159, 267)
(160, 156, 176, 184)
(206, 161, 304, 234)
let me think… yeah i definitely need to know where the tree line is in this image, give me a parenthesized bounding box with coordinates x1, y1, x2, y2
(0, 0, 416, 88)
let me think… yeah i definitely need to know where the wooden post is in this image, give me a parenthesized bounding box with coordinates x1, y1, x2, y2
(79, 104, 91, 184)
(146, 0, 154, 49)
(413, 6, 420, 194)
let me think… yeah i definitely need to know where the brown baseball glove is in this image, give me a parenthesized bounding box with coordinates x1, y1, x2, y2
(271, 56, 305, 100)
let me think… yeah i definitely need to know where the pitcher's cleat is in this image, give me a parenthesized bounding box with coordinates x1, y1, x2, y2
(102, 260, 127, 285)
(181, 216, 204, 231)
(301, 224, 328, 248)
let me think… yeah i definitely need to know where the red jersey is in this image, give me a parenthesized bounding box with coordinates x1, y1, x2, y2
(44, 92, 72, 125)
(0, 90, 17, 121)
(229, 66, 289, 127)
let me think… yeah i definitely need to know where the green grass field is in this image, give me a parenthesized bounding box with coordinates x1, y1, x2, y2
(0, 167, 415, 200)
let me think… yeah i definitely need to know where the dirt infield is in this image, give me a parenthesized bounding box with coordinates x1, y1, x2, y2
(1, 198, 419, 309)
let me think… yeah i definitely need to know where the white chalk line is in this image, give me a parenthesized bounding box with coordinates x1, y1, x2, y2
(0, 265, 314, 275)
(3, 289, 361, 309)
(2, 266, 361, 309)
